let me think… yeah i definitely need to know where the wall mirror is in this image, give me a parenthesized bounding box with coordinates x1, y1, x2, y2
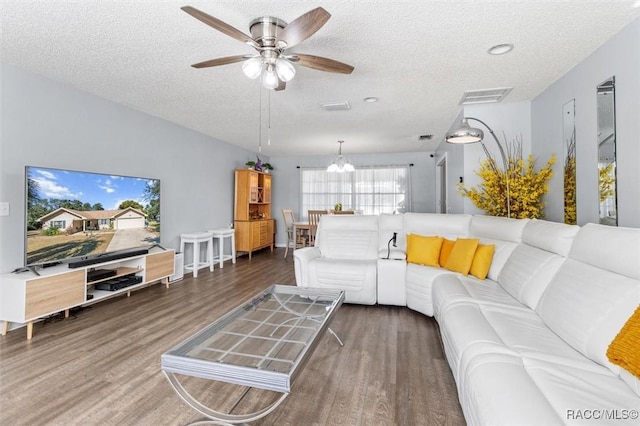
(596, 77, 617, 226)
(563, 99, 576, 224)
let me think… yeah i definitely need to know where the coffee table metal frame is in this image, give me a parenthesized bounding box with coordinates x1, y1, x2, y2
(161, 285, 345, 425)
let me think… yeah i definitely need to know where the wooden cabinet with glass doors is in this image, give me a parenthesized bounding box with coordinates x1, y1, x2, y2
(234, 169, 274, 259)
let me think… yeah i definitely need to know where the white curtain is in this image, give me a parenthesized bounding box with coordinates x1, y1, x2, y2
(300, 165, 411, 219)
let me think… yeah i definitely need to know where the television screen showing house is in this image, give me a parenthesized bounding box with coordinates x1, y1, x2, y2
(25, 166, 160, 266)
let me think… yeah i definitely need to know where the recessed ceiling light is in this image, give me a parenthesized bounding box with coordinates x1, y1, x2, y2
(488, 43, 514, 55)
(363, 97, 379, 103)
(634, 0, 640, 7)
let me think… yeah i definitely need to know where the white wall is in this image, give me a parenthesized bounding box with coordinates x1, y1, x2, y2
(531, 18, 640, 227)
(268, 151, 436, 247)
(0, 61, 259, 273)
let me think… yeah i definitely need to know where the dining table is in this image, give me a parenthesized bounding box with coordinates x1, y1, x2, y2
(293, 222, 310, 250)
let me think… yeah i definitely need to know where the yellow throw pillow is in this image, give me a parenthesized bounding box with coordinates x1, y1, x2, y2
(607, 305, 640, 379)
(406, 234, 444, 267)
(444, 238, 479, 275)
(469, 244, 495, 280)
(439, 238, 456, 267)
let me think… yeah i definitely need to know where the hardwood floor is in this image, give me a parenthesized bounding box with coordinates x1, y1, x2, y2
(0, 248, 465, 426)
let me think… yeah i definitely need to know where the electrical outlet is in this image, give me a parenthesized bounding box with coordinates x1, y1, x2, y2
(0, 202, 9, 216)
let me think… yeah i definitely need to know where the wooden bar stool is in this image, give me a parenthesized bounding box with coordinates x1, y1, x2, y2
(180, 232, 214, 278)
(208, 228, 236, 268)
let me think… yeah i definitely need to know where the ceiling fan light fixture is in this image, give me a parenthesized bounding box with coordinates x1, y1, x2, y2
(183, 7, 354, 92)
(242, 57, 262, 79)
(275, 58, 296, 82)
(261, 64, 279, 89)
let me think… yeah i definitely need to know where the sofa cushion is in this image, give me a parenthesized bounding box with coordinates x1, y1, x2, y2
(469, 244, 495, 280)
(478, 238, 519, 282)
(461, 353, 640, 426)
(432, 274, 526, 321)
(522, 219, 580, 257)
(405, 263, 453, 317)
(620, 369, 640, 398)
(460, 353, 563, 426)
(438, 299, 599, 381)
(536, 259, 639, 375)
(315, 215, 379, 260)
(439, 238, 456, 266)
(607, 305, 640, 380)
(406, 234, 443, 267)
(404, 213, 471, 240)
(536, 224, 640, 377)
(497, 243, 565, 310)
(609, 304, 640, 398)
(469, 215, 529, 242)
(444, 238, 479, 275)
(469, 216, 529, 281)
(569, 223, 640, 280)
(308, 257, 377, 305)
(525, 358, 640, 425)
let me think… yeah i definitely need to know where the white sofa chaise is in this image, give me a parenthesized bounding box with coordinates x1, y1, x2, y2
(294, 213, 640, 425)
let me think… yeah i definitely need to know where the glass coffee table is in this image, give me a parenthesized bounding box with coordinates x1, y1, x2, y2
(161, 285, 345, 425)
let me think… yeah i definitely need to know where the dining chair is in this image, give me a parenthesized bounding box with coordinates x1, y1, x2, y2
(282, 209, 306, 258)
(307, 209, 328, 246)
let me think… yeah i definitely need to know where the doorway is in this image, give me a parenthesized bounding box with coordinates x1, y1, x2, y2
(436, 154, 448, 214)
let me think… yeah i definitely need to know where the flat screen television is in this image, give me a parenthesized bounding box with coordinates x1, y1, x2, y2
(25, 166, 160, 268)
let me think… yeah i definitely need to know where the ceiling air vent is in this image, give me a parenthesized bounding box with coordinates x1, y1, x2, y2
(321, 101, 351, 111)
(419, 134, 433, 140)
(459, 87, 513, 105)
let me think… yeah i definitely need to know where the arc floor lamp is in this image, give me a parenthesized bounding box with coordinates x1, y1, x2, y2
(445, 117, 511, 218)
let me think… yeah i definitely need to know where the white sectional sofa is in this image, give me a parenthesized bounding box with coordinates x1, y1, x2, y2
(294, 213, 640, 425)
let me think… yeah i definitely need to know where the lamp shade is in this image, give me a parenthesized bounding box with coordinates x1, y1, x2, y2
(242, 57, 262, 80)
(261, 64, 279, 89)
(445, 120, 484, 144)
(327, 162, 339, 172)
(275, 58, 296, 82)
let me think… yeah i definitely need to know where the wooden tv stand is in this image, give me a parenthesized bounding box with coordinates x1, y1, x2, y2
(0, 248, 175, 340)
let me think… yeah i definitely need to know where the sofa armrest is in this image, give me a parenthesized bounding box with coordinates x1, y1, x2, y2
(294, 247, 322, 287)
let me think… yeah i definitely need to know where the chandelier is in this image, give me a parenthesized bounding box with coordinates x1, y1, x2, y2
(327, 141, 355, 173)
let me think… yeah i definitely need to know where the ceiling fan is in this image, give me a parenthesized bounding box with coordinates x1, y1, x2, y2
(181, 6, 355, 90)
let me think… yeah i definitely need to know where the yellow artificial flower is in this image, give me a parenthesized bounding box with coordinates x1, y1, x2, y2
(458, 136, 556, 219)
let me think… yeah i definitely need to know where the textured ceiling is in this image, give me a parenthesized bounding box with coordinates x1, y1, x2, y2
(1, 1, 639, 156)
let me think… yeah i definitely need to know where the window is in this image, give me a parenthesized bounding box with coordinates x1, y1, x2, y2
(300, 166, 411, 218)
(51, 220, 65, 229)
(99, 219, 109, 226)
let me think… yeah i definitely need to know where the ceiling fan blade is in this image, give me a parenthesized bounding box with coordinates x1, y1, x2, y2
(182, 6, 257, 48)
(191, 55, 249, 69)
(293, 54, 354, 74)
(275, 7, 331, 49)
(275, 80, 287, 91)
